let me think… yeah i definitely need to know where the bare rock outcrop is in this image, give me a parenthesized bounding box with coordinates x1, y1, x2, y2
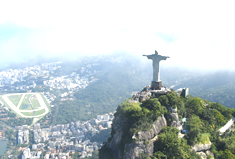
(167, 107, 182, 130)
(106, 115, 167, 159)
(196, 151, 207, 159)
(196, 150, 214, 159)
(206, 150, 214, 158)
(123, 140, 154, 159)
(106, 116, 125, 157)
(137, 115, 167, 140)
(191, 141, 212, 152)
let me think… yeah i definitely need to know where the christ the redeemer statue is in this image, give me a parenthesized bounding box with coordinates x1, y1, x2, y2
(143, 50, 169, 89)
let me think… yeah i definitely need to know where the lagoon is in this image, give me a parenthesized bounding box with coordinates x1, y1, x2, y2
(22, 104, 29, 109)
(0, 140, 8, 156)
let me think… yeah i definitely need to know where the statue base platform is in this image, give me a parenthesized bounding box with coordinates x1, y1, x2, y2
(151, 81, 162, 90)
(150, 85, 171, 97)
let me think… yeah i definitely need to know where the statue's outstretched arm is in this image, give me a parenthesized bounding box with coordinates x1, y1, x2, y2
(160, 56, 170, 60)
(143, 55, 153, 59)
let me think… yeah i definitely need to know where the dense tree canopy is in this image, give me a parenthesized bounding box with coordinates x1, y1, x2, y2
(100, 91, 235, 159)
(154, 127, 191, 158)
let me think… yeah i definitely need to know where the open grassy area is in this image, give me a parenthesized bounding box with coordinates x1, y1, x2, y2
(40, 93, 51, 112)
(199, 133, 211, 144)
(21, 112, 33, 116)
(29, 95, 41, 109)
(19, 94, 33, 110)
(8, 95, 22, 106)
(0, 96, 22, 117)
(33, 109, 46, 116)
(1, 93, 49, 119)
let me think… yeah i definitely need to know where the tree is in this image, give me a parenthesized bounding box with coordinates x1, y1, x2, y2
(141, 98, 161, 111)
(154, 127, 191, 158)
(188, 115, 202, 145)
(219, 149, 235, 159)
(166, 93, 178, 107)
(185, 97, 203, 117)
(141, 98, 166, 116)
(158, 95, 169, 107)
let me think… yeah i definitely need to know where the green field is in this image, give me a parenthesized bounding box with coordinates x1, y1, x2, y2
(30, 96, 41, 109)
(19, 94, 33, 110)
(41, 93, 51, 111)
(21, 112, 33, 116)
(21, 109, 45, 116)
(34, 109, 46, 116)
(199, 133, 211, 144)
(0, 93, 49, 119)
(0, 96, 22, 117)
(8, 95, 22, 106)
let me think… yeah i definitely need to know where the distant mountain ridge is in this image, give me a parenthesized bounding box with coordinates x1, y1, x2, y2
(174, 70, 235, 108)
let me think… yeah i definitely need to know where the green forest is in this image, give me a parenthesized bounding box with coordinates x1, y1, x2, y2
(18, 54, 235, 128)
(53, 59, 151, 124)
(51, 56, 235, 125)
(174, 70, 235, 108)
(100, 91, 235, 159)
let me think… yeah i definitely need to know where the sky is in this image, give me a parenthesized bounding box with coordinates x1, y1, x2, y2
(0, 0, 235, 70)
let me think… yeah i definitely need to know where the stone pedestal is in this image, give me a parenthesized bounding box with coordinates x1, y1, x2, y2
(151, 81, 162, 90)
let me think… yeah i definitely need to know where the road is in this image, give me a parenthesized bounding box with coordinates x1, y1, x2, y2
(219, 116, 235, 134)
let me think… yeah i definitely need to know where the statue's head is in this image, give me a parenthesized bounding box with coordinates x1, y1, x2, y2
(155, 50, 158, 55)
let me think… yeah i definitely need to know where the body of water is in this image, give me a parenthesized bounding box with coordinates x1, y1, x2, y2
(23, 104, 29, 109)
(0, 140, 8, 156)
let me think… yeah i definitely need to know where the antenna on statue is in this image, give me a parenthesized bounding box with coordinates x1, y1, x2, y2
(155, 50, 158, 54)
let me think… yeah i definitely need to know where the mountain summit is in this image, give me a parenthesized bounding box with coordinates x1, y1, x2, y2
(99, 85, 235, 158)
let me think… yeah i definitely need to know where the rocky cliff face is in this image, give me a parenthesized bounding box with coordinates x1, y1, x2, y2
(105, 115, 167, 159)
(191, 141, 212, 152)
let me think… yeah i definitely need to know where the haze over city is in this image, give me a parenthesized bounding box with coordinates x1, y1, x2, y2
(2, 1, 235, 158)
(0, 0, 235, 70)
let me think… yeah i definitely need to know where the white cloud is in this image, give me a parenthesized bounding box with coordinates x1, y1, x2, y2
(0, 0, 235, 70)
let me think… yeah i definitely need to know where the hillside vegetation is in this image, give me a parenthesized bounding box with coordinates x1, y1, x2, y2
(174, 70, 235, 108)
(53, 58, 151, 124)
(28, 54, 235, 126)
(100, 91, 235, 159)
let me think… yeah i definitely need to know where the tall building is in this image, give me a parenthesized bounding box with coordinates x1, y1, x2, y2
(18, 136, 22, 145)
(22, 148, 31, 159)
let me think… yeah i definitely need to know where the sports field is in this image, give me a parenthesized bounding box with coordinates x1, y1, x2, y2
(30, 95, 41, 109)
(20, 94, 33, 110)
(8, 95, 22, 106)
(0, 93, 50, 118)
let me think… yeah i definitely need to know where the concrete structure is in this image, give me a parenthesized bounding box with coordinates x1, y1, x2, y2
(181, 88, 189, 98)
(22, 148, 31, 159)
(143, 50, 169, 90)
(176, 88, 189, 98)
(18, 136, 23, 144)
(18, 129, 29, 144)
(34, 123, 40, 131)
(219, 117, 235, 134)
(32, 144, 37, 150)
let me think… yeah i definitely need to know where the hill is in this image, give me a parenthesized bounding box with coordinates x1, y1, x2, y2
(174, 70, 235, 108)
(100, 87, 235, 159)
(5, 53, 234, 126)
(49, 56, 235, 124)
(52, 55, 152, 124)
